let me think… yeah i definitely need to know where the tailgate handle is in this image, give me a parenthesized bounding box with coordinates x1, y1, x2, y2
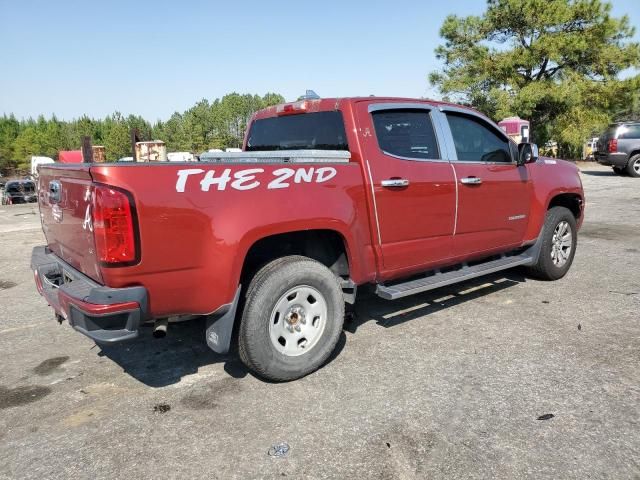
(49, 180, 61, 203)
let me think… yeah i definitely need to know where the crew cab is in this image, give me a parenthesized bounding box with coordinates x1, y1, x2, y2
(31, 97, 584, 381)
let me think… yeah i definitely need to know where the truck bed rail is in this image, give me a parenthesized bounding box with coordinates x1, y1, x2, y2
(198, 149, 351, 164)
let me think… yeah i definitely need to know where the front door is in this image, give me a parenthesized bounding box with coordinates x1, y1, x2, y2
(356, 103, 457, 277)
(443, 111, 531, 258)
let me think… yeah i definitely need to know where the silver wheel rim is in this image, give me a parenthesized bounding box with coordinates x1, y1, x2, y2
(269, 285, 327, 357)
(550, 221, 572, 267)
(633, 158, 640, 174)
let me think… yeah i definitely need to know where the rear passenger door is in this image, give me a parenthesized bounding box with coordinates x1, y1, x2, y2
(356, 103, 457, 276)
(442, 109, 531, 258)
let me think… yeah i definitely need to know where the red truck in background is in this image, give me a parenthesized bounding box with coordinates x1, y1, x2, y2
(31, 97, 584, 381)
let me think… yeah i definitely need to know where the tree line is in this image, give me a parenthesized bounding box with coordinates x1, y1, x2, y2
(0, 92, 284, 175)
(429, 0, 640, 158)
(3, 0, 640, 171)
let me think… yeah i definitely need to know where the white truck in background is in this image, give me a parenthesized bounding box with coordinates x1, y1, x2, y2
(167, 151, 195, 162)
(30, 156, 55, 177)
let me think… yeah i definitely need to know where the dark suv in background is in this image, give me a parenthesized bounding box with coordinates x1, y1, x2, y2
(1, 180, 37, 205)
(595, 122, 640, 177)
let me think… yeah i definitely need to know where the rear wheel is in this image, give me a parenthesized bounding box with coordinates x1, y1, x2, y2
(626, 154, 640, 178)
(612, 166, 625, 175)
(238, 255, 344, 381)
(526, 206, 577, 281)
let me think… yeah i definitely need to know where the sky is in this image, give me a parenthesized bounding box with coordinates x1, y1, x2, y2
(1, 0, 639, 122)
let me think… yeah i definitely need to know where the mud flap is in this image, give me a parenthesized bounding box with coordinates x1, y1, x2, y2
(205, 286, 241, 354)
(525, 228, 545, 264)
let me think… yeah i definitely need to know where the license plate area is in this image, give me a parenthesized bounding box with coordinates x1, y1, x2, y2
(42, 268, 64, 288)
(63, 270, 74, 285)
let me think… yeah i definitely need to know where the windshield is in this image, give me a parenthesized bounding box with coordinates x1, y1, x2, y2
(246, 111, 348, 151)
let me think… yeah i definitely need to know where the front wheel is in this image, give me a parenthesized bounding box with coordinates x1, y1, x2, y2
(238, 255, 345, 381)
(626, 154, 640, 178)
(525, 206, 578, 281)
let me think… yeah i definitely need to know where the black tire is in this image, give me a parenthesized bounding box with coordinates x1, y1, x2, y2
(238, 255, 344, 381)
(612, 166, 625, 175)
(625, 154, 640, 178)
(525, 206, 578, 281)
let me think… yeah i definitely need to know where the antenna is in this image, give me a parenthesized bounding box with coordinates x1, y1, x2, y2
(299, 90, 320, 100)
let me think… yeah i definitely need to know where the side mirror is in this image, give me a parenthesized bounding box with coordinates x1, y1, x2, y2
(517, 142, 539, 166)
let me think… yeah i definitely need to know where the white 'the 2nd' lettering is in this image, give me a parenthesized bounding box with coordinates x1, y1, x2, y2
(176, 168, 205, 192)
(200, 169, 232, 191)
(315, 167, 337, 183)
(268, 168, 295, 189)
(232, 168, 264, 190)
(175, 167, 338, 193)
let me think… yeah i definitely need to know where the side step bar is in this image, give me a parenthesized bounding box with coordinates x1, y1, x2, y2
(376, 253, 535, 301)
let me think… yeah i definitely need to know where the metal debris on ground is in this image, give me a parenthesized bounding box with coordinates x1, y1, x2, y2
(268, 442, 290, 457)
(609, 290, 639, 296)
(153, 403, 171, 414)
(537, 413, 555, 421)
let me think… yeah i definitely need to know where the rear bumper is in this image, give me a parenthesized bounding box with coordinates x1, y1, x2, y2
(595, 152, 628, 167)
(31, 246, 148, 343)
(3, 195, 37, 204)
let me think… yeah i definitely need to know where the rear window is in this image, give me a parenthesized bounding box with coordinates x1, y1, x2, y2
(600, 126, 618, 140)
(6, 181, 35, 193)
(246, 111, 348, 151)
(619, 125, 640, 139)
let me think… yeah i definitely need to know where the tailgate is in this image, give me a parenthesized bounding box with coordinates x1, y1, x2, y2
(38, 165, 103, 283)
(596, 126, 617, 152)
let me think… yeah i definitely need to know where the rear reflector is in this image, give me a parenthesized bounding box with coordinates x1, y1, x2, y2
(93, 185, 137, 265)
(34, 269, 44, 295)
(608, 139, 618, 153)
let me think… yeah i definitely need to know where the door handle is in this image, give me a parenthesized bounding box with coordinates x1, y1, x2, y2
(381, 179, 410, 188)
(460, 177, 482, 185)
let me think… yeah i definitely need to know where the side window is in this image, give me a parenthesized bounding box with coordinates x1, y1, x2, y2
(446, 113, 513, 163)
(619, 125, 640, 139)
(371, 109, 440, 160)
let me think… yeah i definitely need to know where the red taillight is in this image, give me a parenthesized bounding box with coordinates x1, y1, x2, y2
(608, 139, 618, 153)
(93, 185, 137, 265)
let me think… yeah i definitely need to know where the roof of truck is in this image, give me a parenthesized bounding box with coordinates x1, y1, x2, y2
(252, 96, 482, 121)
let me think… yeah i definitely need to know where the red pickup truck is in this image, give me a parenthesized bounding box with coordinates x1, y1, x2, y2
(31, 97, 584, 381)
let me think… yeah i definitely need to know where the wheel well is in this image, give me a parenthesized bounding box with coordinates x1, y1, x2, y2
(241, 230, 350, 285)
(548, 194, 582, 220)
(629, 150, 640, 161)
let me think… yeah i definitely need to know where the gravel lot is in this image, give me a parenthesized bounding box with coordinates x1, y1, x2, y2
(0, 163, 638, 480)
